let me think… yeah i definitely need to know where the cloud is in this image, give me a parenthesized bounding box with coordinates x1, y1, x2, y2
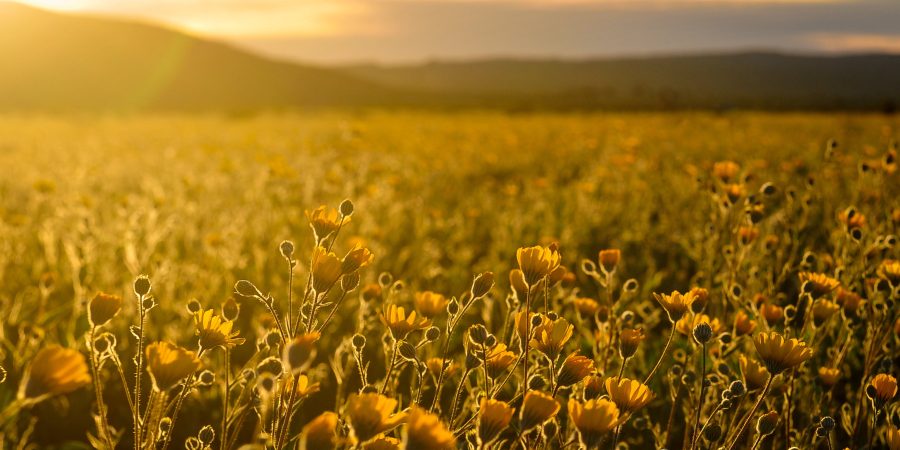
(807, 33, 900, 53)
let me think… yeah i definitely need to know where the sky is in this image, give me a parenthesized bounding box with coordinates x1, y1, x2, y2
(14, 0, 900, 64)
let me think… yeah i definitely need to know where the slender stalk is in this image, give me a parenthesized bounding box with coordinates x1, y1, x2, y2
(726, 376, 773, 450)
(643, 326, 676, 385)
(750, 435, 763, 450)
(449, 369, 472, 427)
(160, 349, 204, 450)
(219, 348, 230, 450)
(690, 343, 708, 450)
(88, 326, 115, 450)
(380, 341, 399, 395)
(522, 287, 532, 394)
(133, 302, 146, 450)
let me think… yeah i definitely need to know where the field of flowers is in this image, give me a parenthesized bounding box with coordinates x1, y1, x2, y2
(0, 112, 897, 449)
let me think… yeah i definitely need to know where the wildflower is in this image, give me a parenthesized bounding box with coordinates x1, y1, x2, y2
(753, 332, 813, 374)
(299, 411, 338, 450)
(738, 226, 759, 245)
(654, 290, 696, 323)
(342, 246, 374, 274)
(509, 269, 529, 301)
(676, 314, 722, 339)
(306, 205, 347, 241)
(362, 283, 383, 302)
(426, 357, 456, 379)
(835, 288, 864, 316)
(364, 435, 401, 450)
(574, 297, 600, 318)
(402, 407, 455, 450)
(557, 353, 594, 388)
(584, 375, 604, 400)
(598, 249, 621, 273)
(713, 161, 740, 182)
(284, 332, 320, 374)
(604, 377, 653, 413)
(839, 208, 866, 230)
(878, 260, 900, 285)
(618, 328, 645, 359)
(724, 183, 744, 203)
(145, 342, 201, 392)
(88, 292, 122, 327)
(868, 374, 897, 409)
(689, 287, 710, 312)
(516, 245, 561, 286)
(345, 393, 407, 443)
(568, 398, 621, 449)
(288, 374, 320, 397)
(811, 299, 840, 326)
(886, 427, 900, 450)
(520, 391, 560, 432)
(515, 310, 544, 341)
(799, 272, 840, 298)
(194, 309, 245, 351)
(734, 310, 757, 336)
(383, 305, 430, 339)
(413, 291, 449, 319)
(471, 271, 495, 298)
(312, 246, 344, 293)
(739, 355, 770, 391)
(530, 316, 573, 358)
(818, 367, 840, 387)
(478, 399, 513, 445)
(484, 344, 517, 378)
(759, 303, 784, 326)
(19, 346, 91, 400)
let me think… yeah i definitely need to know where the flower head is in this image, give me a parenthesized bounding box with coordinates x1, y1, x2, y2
(342, 246, 374, 274)
(886, 426, 900, 450)
(306, 205, 347, 242)
(811, 299, 840, 326)
(753, 332, 813, 374)
(798, 272, 840, 298)
(520, 391, 560, 431)
(284, 333, 320, 374)
(300, 411, 339, 450)
(604, 377, 653, 413)
(345, 393, 407, 443)
(676, 314, 722, 339)
(364, 435, 401, 450)
(818, 367, 841, 387)
(759, 303, 784, 326)
(312, 246, 344, 293)
(478, 399, 513, 446)
(19, 346, 91, 400)
(878, 260, 900, 285)
(145, 342, 201, 392)
(868, 374, 897, 409)
(402, 407, 456, 450)
(383, 305, 431, 339)
(413, 291, 449, 319)
(618, 328, 645, 359)
(574, 297, 600, 318)
(484, 343, 517, 378)
(739, 355, 771, 391)
(194, 309, 245, 351)
(516, 245, 561, 286)
(529, 316, 573, 358)
(557, 353, 594, 388)
(713, 161, 740, 182)
(598, 249, 621, 273)
(654, 290, 696, 323)
(734, 310, 758, 336)
(568, 398, 621, 449)
(88, 292, 122, 327)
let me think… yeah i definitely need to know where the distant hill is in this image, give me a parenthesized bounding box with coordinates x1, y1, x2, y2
(343, 54, 900, 111)
(0, 2, 404, 112)
(1, 2, 900, 111)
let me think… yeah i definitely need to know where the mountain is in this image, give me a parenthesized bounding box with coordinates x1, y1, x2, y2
(1, 2, 900, 111)
(0, 2, 404, 112)
(343, 54, 900, 111)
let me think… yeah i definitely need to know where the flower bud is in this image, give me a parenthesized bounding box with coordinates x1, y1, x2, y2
(756, 411, 779, 436)
(471, 272, 495, 298)
(134, 275, 151, 297)
(280, 240, 294, 259)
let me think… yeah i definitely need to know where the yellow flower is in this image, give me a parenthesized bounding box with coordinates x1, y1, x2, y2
(509, 269, 530, 302)
(598, 249, 621, 273)
(402, 407, 456, 450)
(286, 374, 320, 397)
(516, 245, 561, 286)
(584, 375, 604, 400)
(478, 399, 514, 445)
(835, 288, 864, 316)
(838, 208, 866, 230)
(734, 310, 757, 336)
(676, 314, 723, 338)
(382, 305, 431, 339)
(568, 398, 621, 449)
(818, 367, 840, 387)
(413, 291, 449, 319)
(426, 357, 457, 380)
(811, 299, 840, 326)
(145, 342, 201, 392)
(529, 316, 573, 358)
(345, 393, 407, 443)
(306, 205, 347, 242)
(713, 161, 740, 182)
(759, 303, 784, 326)
(878, 259, 900, 285)
(886, 426, 900, 450)
(798, 272, 840, 298)
(342, 246, 374, 274)
(300, 411, 339, 450)
(573, 297, 600, 318)
(312, 246, 344, 293)
(88, 292, 122, 327)
(484, 343, 517, 379)
(284, 332, 320, 374)
(869, 374, 897, 409)
(194, 309, 245, 351)
(618, 328, 645, 359)
(753, 332, 813, 374)
(557, 353, 594, 388)
(740, 355, 771, 392)
(653, 290, 695, 323)
(19, 346, 91, 400)
(520, 390, 560, 431)
(604, 377, 653, 413)
(364, 435, 401, 450)
(515, 310, 544, 341)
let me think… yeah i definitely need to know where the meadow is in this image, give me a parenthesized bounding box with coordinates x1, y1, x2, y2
(0, 111, 897, 449)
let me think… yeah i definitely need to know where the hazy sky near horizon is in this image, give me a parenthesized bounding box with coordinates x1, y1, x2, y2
(16, 0, 900, 64)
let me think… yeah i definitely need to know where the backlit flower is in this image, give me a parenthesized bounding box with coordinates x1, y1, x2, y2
(306, 205, 346, 242)
(676, 314, 723, 338)
(878, 260, 900, 285)
(799, 272, 840, 298)
(753, 332, 813, 374)
(618, 328, 645, 359)
(574, 297, 600, 318)
(284, 332, 320, 374)
(19, 346, 91, 400)
(413, 291, 449, 319)
(484, 343, 517, 378)
(734, 310, 757, 336)
(402, 407, 456, 450)
(835, 288, 864, 316)
(520, 391, 560, 432)
(383, 305, 430, 339)
(194, 309, 245, 351)
(557, 353, 594, 388)
(478, 399, 513, 445)
(516, 245, 561, 286)
(739, 355, 770, 391)
(88, 292, 122, 327)
(869, 374, 897, 409)
(886, 426, 900, 450)
(818, 367, 840, 387)
(364, 435, 400, 450)
(654, 290, 696, 323)
(312, 246, 344, 293)
(604, 377, 653, 413)
(811, 299, 840, 326)
(529, 316, 573, 358)
(342, 246, 374, 274)
(345, 393, 407, 443)
(598, 249, 621, 273)
(759, 303, 784, 326)
(568, 398, 621, 449)
(145, 342, 201, 392)
(713, 161, 740, 182)
(300, 411, 339, 450)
